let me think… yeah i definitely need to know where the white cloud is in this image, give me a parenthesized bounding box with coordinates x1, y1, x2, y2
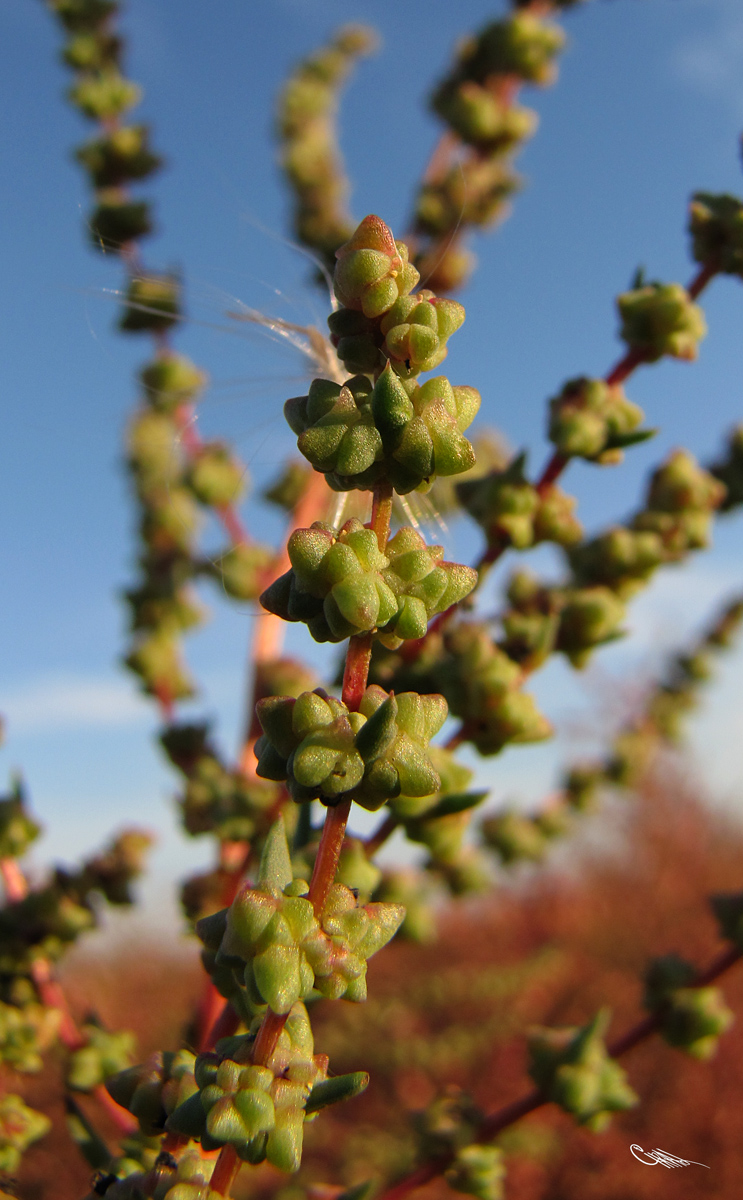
(672, 0, 743, 117)
(0, 674, 150, 735)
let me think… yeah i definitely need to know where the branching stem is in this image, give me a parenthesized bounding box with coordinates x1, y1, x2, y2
(375, 940, 742, 1200)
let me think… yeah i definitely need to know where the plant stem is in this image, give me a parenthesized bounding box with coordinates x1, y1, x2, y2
(0, 858, 27, 903)
(251, 1006, 291, 1068)
(248, 482, 393, 1069)
(210, 1144, 240, 1196)
(374, 940, 742, 1200)
(308, 798, 353, 916)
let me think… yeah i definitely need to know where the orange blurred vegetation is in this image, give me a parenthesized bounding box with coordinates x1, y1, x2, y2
(14, 758, 743, 1200)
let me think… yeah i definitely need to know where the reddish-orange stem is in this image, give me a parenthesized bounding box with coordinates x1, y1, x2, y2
(93, 1084, 139, 1134)
(251, 1007, 290, 1068)
(309, 798, 353, 917)
(1, 858, 28, 903)
(210, 1143, 240, 1196)
(202, 999, 241, 1053)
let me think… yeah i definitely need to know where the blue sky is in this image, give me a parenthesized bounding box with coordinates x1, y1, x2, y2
(1, 0, 742, 925)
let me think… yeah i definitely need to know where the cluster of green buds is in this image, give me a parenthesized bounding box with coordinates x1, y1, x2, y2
(48, 0, 156, 255)
(255, 687, 447, 811)
(689, 191, 743, 277)
(67, 1022, 137, 1092)
(548, 377, 651, 465)
(528, 1010, 637, 1131)
(49, 0, 273, 715)
(0, 827, 150, 975)
(369, 621, 550, 758)
(277, 26, 376, 273)
(414, 10, 567, 290)
(0, 1092, 50, 1174)
(480, 803, 569, 867)
(287, 368, 479, 494)
(83, 1147, 220, 1200)
(555, 449, 725, 668)
(409, 1090, 503, 1200)
(457, 453, 582, 552)
(481, 593, 743, 868)
(617, 275, 707, 362)
(261, 518, 476, 645)
(161, 1005, 366, 1173)
(160, 721, 282, 846)
(124, 353, 271, 702)
(643, 955, 733, 1059)
(197, 820, 404, 1015)
(632, 448, 726, 559)
(0, 991, 60, 1074)
(0, 777, 40, 862)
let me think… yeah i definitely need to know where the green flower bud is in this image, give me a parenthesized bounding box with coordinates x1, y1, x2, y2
(69, 70, 141, 121)
(0, 1094, 50, 1175)
(528, 1010, 637, 1130)
(634, 450, 725, 558)
(689, 192, 743, 276)
(263, 462, 314, 512)
(106, 1049, 198, 1135)
(205, 543, 273, 602)
(380, 292, 465, 377)
(433, 622, 550, 755)
(533, 486, 582, 546)
(127, 411, 181, 491)
(465, 13, 565, 85)
(186, 443, 246, 508)
(289, 368, 478, 494)
(89, 195, 152, 251)
(50, 0, 116, 32)
(67, 1024, 137, 1093)
(446, 1144, 505, 1200)
(481, 809, 548, 864)
(432, 81, 537, 150)
(140, 488, 200, 555)
(415, 160, 519, 238)
(0, 1000, 60, 1074)
(569, 526, 664, 598)
(76, 125, 161, 187)
(125, 630, 195, 700)
(548, 377, 647, 463)
(563, 764, 603, 812)
(334, 216, 419, 318)
(556, 586, 626, 667)
(457, 453, 538, 550)
(500, 572, 560, 669)
(120, 273, 181, 334)
(140, 355, 206, 412)
(0, 781, 41, 861)
(617, 281, 706, 362)
(665, 976, 736, 1055)
(605, 726, 656, 788)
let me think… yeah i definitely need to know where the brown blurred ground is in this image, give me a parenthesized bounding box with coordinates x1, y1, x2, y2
(12, 761, 743, 1199)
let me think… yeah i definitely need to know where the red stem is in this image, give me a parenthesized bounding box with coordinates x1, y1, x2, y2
(1, 858, 28, 903)
(210, 1143, 240, 1196)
